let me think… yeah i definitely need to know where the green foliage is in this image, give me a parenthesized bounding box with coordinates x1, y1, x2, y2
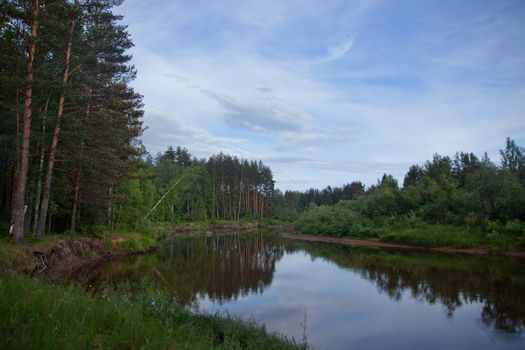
(296, 202, 372, 238)
(110, 149, 277, 230)
(295, 139, 525, 250)
(378, 224, 484, 248)
(0, 273, 301, 349)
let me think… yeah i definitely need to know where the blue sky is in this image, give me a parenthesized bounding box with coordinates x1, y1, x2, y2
(117, 0, 525, 190)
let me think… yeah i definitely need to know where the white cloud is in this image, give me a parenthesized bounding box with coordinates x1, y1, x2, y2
(117, 0, 525, 190)
(143, 114, 249, 157)
(323, 36, 356, 62)
(201, 90, 314, 133)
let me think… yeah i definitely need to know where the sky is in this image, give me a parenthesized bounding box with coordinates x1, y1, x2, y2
(116, 0, 525, 191)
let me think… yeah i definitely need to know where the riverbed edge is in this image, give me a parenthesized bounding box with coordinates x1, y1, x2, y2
(282, 232, 525, 258)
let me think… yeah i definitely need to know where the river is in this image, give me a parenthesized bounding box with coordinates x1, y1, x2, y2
(74, 233, 525, 350)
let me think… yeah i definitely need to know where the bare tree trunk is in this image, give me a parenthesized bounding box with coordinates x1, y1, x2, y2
(70, 169, 80, 231)
(246, 181, 250, 213)
(260, 195, 264, 221)
(32, 95, 50, 236)
(253, 189, 259, 217)
(71, 90, 90, 232)
(237, 178, 242, 221)
(10, 90, 21, 223)
(221, 173, 225, 219)
(36, 10, 77, 239)
(11, 0, 39, 243)
(211, 167, 215, 220)
(107, 186, 113, 227)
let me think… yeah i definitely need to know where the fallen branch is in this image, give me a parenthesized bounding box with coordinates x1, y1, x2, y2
(143, 173, 188, 220)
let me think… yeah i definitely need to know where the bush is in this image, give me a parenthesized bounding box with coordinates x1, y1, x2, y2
(295, 202, 370, 237)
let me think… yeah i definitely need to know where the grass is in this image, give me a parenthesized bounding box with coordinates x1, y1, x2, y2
(296, 220, 525, 251)
(376, 224, 485, 248)
(0, 225, 303, 349)
(371, 223, 523, 250)
(103, 229, 159, 251)
(0, 273, 302, 350)
(0, 229, 159, 275)
(0, 233, 83, 272)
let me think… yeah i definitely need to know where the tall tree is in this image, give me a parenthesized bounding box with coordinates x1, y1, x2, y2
(500, 137, 525, 180)
(35, 0, 77, 239)
(9, 0, 39, 243)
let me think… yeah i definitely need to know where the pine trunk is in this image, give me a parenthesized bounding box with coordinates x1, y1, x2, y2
(10, 0, 39, 243)
(36, 11, 76, 239)
(237, 178, 242, 221)
(221, 173, 225, 219)
(71, 91, 91, 232)
(70, 169, 80, 232)
(32, 95, 50, 236)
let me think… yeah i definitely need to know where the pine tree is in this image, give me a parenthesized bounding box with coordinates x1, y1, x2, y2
(8, 0, 40, 243)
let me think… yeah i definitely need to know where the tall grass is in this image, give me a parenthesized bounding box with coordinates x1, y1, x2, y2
(0, 273, 302, 349)
(377, 224, 485, 248)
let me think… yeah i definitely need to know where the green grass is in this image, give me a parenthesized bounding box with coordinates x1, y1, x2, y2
(0, 273, 302, 350)
(369, 223, 523, 250)
(376, 224, 484, 248)
(0, 233, 85, 272)
(0, 227, 302, 349)
(296, 219, 525, 251)
(103, 229, 159, 251)
(0, 229, 160, 274)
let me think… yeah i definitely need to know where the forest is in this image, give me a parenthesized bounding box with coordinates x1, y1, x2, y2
(292, 139, 525, 249)
(2, 1, 524, 250)
(1, 1, 525, 349)
(0, 0, 276, 242)
(1, 0, 145, 242)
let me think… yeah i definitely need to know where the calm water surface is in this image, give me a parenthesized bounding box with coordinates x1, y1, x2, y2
(75, 234, 525, 350)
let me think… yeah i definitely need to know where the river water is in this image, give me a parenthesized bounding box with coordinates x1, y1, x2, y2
(75, 233, 525, 349)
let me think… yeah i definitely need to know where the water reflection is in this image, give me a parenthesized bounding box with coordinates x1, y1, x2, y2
(76, 234, 285, 304)
(286, 240, 525, 335)
(75, 234, 525, 348)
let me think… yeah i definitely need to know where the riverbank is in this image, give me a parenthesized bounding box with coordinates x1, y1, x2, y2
(0, 273, 301, 349)
(0, 229, 302, 349)
(282, 232, 525, 258)
(169, 221, 291, 236)
(0, 232, 157, 281)
(0, 221, 287, 278)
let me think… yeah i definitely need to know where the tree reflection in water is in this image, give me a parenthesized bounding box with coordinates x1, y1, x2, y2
(75, 234, 525, 336)
(287, 240, 525, 335)
(76, 234, 285, 305)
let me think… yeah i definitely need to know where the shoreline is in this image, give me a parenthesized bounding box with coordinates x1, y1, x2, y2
(0, 235, 156, 281)
(281, 232, 525, 259)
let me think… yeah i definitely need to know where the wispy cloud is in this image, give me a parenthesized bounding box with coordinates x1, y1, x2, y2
(201, 89, 314, 133)
(118, 0, 525, 190)
(322, 36, 356, 63)
(255, 86, 274, 94)
(143, 114, 248, 157)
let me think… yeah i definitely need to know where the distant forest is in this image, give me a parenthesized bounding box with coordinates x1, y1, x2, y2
(1, 1, 524, 244)
(292, 138, 525, 244)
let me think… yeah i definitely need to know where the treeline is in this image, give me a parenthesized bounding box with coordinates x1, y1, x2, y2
(294, 138, 525, 244)
(114, 146, 276, 228)
(1, 0, 144, 242)
(0, 0, 277, 242)
(272, 182, 365, 220)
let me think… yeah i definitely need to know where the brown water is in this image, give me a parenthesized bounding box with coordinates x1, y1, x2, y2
(75, 233, 525, 350)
